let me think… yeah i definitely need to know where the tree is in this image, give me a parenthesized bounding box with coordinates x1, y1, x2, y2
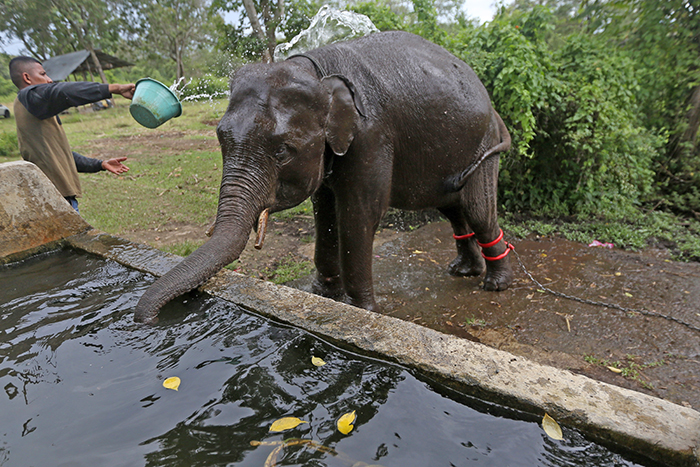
(0, 0, 64, 60)
(140, 0, 211, 80)
(581, 0, 700, 214)
(213, 0, 284, 62)
(1, 0, 128, 85)
(213, 0, 325, 62)
(48, 0, 124, 84)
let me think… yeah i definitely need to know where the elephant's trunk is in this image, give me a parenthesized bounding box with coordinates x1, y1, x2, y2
(133, 232, 247, 324)
(134, 166, 273, 323)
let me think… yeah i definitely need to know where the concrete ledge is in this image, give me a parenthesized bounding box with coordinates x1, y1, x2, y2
(0, 161, 90, 261)
(3, 160, 700, 466)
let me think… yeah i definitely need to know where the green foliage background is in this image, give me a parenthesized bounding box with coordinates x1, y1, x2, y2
(447, 8, 663, 218)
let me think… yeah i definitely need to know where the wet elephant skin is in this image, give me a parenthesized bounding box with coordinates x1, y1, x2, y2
(134, 31, 514, 323)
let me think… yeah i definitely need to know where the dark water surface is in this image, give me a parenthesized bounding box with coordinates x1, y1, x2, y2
(0, 250, 646, 467)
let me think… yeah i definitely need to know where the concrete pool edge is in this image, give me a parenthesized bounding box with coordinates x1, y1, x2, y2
(2, 161, 699, 466)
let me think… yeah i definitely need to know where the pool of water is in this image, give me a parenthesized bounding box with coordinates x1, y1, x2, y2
(0, 249, 647, 467)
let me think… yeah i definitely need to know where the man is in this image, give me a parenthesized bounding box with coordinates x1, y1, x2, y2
(9, 56, 136, 213)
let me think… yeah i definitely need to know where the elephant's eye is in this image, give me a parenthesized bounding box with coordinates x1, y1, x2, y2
(274, 144, 295, 163)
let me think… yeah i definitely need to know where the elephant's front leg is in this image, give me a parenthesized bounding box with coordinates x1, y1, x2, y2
(335, 194, 385, 312)
(311, 184, 345, 300)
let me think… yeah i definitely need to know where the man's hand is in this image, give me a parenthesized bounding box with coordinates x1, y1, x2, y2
(108, 83, 136, 100)
(102, 157, 129, 175)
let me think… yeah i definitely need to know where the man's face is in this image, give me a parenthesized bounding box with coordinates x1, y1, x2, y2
(23, 62, 53, 86)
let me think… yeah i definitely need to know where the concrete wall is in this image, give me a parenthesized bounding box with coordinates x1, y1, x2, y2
(2, 160, 699, 466)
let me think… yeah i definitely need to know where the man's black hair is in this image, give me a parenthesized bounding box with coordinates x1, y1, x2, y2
(9, 56, 41, 88)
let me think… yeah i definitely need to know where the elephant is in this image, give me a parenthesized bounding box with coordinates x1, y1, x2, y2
(134, 30, 513, 324)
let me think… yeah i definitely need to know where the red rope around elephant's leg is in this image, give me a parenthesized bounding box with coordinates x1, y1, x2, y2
(476, 229, 514, 261)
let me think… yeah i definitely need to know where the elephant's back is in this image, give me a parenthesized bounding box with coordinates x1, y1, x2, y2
(311, 31, 492, 120)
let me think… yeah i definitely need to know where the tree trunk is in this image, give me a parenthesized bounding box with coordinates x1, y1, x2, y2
(54, 1, 114, 107)
(242, 0, 272, 63)
(683, 85, 700, 149)
(669, 85, 700, 162)
(86, 44, 113, 107)
(175, 37, 185, 81)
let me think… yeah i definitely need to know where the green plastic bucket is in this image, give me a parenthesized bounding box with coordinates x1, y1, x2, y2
(129, 78, 182, 129)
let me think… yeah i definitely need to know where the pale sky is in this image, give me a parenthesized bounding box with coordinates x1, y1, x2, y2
(462, 0, 502, 23)
(0, 1, 505, 56)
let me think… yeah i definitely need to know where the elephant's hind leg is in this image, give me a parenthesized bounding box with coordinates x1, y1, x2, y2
(438, 205, 484, 277)
(477, 229, 514, 291)
(460, 158, 514, 291)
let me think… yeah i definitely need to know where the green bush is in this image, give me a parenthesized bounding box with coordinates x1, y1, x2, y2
(503, 34, 661, 217)
(452, 6, 557, 158)
(349, 2, 406, 32)
(447, 8, 662, 218)
(0, 131, 18, 158)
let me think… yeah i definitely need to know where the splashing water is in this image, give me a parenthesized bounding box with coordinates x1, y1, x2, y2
(180, 91, 229, 103)
(169, 76, 187, 95)
(274, 5, 379, 61)
(168, 74, 230, 110)
(164, 6, 377, 106)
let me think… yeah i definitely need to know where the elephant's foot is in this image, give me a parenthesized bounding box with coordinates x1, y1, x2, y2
(346, 294, 379, 312)
(447, 256, 485, 277)
(449, 235, 484, 277)
(483, 265, 513, 291)
(311, 274, 346, 301)
(482, 249, 514, 291)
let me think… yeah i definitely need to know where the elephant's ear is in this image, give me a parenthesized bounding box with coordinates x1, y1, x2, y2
(322, 75, 364, 156)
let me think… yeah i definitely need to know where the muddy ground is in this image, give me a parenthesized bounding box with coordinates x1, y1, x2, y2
(89, 131, 699, 412)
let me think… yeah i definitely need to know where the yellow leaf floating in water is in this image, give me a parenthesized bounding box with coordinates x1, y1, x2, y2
(311, 356, 326, 367)
(542, 413, 563, 440)
(337, 410, 356, 435)
(269, 417, 308, 432)
(163, 377, 180, 391)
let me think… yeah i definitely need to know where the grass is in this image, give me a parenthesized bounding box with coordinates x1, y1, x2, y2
(160, 239, 205, 257)
(267, 254, 314, 284)
(584, 354, 666, 390)
(500, 211, 700, 261)
(79, 148, 222, 232)
(465, 317, 487, 327)
(65, 99, 224, 233)
(271, 198, 314, 221)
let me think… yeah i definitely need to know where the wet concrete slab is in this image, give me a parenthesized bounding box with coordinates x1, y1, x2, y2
(2, 160, 700, 466)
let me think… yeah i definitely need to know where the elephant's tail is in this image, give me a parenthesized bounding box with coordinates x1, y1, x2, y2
(448, 111, 511, 192)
